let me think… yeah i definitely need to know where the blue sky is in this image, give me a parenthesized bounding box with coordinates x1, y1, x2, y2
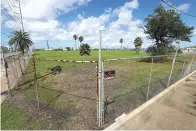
(1, 0, 196, 49)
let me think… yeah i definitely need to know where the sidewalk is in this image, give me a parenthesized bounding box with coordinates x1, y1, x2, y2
(105, 71, 196, 130)
(138, 73, 196, 130)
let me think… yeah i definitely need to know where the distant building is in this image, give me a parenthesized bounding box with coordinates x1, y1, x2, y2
(182, 47, 196, 53)
(45, 48, 53, 50)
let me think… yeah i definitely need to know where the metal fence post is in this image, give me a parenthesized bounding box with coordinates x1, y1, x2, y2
(180, 55, 186, 77)
(146, 57, 153, 101)
(32, 55, 40, 109)
(96, 62, 99, 124)
(101, 61, 104, 125)
(189, 53, 196, 73)
(98, 29, 103, 127)
(167, 41, 179, 87)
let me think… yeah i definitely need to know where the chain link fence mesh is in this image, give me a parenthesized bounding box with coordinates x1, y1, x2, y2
(103, 53, 196, 126)
(1, 52, 196, 129)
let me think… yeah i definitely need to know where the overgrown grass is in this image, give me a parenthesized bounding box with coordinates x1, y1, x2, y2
(1, 51, 194, 130)
(1, 104, 28, 130)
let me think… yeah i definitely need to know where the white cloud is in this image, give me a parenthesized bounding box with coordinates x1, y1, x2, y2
(3, 0, 153, 48)
(194, 29, 196, 35)
(177, 3, 190, 13)
(162, 1, 190, 13)
(21, 0, 91, 20)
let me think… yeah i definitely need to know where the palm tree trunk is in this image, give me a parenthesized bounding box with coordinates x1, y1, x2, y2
(75, 40, 77, 53)
(121, 43, 122, 50)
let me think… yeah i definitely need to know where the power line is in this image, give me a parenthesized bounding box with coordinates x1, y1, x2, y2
(1, 0, 24, 31)
(3, 0, 21, 24)
(1, 16, 21, 30)
(1, 31, 11, 38)
(1, 9, 21, 30)
(161, 0, 196, 18)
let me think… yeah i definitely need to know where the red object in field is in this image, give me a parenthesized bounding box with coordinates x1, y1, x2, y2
(104, 70, 115, 80)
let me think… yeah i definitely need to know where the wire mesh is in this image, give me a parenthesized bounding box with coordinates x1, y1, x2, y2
(102, 53, 196, 126)
(2, 52, 196, 129)
(15, 57, 98, 129)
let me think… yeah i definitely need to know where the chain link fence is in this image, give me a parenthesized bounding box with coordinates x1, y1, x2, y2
(1, 52, 196, 129)
(3, 55, 99, 129)
(102, 53, 196, 126)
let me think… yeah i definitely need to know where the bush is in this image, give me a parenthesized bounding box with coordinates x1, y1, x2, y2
(53, 48, 63, 51)
(34, 48, 45, 51)
(66, 47, 71, 51)
(79, 44, 91, 56)
(146, 44, 182, 56)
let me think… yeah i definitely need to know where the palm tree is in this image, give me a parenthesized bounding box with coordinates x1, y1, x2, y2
(8, 30, 33, 54)
(80, 43, 91, 56)
(78, 36, 84, 48)
(134, 37, 143, 54)
(73, 34, 78, 52)
(120, 38, 123, 50)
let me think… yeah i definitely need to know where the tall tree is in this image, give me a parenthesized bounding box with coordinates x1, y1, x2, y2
(134, 37, 143, 54)
(73, 34, 78, 52)
(144, 4, 194, 55)
(78, 36, 84, 48)
(120, 38, 123, 50)
(8, 30, 33, 54)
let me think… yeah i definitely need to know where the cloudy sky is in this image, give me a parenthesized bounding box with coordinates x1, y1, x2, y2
(1, 0, 196, 49)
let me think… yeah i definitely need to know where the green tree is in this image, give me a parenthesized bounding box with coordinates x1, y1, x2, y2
(134, 37, 143, 54)
(79, 43, 91, 56)
(144, 4, 194, 55)
(8, 30, 33, 54)
(73, 34, 78, 52)
(120, 38, 123, 50)
(78, 36, 84, 48)
(66, 47, 71, 51)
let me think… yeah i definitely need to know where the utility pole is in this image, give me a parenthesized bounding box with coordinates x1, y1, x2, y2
(18, 0, 24, 32)
(47, 40, 49, 50)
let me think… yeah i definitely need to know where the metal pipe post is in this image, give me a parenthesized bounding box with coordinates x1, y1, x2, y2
(101, 61, 104, 125)
(167, 41, 179, 87)
(98, 30, 102, 127)
(146, 57, 153, 101)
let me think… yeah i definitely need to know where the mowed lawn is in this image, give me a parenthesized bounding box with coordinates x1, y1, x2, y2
(34, 50, 146, 60)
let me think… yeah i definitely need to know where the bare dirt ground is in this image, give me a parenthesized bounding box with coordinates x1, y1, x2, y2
(120, 72, 196, 130)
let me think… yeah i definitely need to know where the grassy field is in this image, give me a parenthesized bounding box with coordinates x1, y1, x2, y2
(34, 50, 146, 60)
(1, 51, 195, 130)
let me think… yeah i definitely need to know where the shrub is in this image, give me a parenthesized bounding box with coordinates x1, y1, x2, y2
(53, 48, 63, 51)
(66, 47, 71, 51)
(79, 44, 91, 56)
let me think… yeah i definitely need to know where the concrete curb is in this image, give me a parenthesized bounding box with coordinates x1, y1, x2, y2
(104, 70, 196, 130)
